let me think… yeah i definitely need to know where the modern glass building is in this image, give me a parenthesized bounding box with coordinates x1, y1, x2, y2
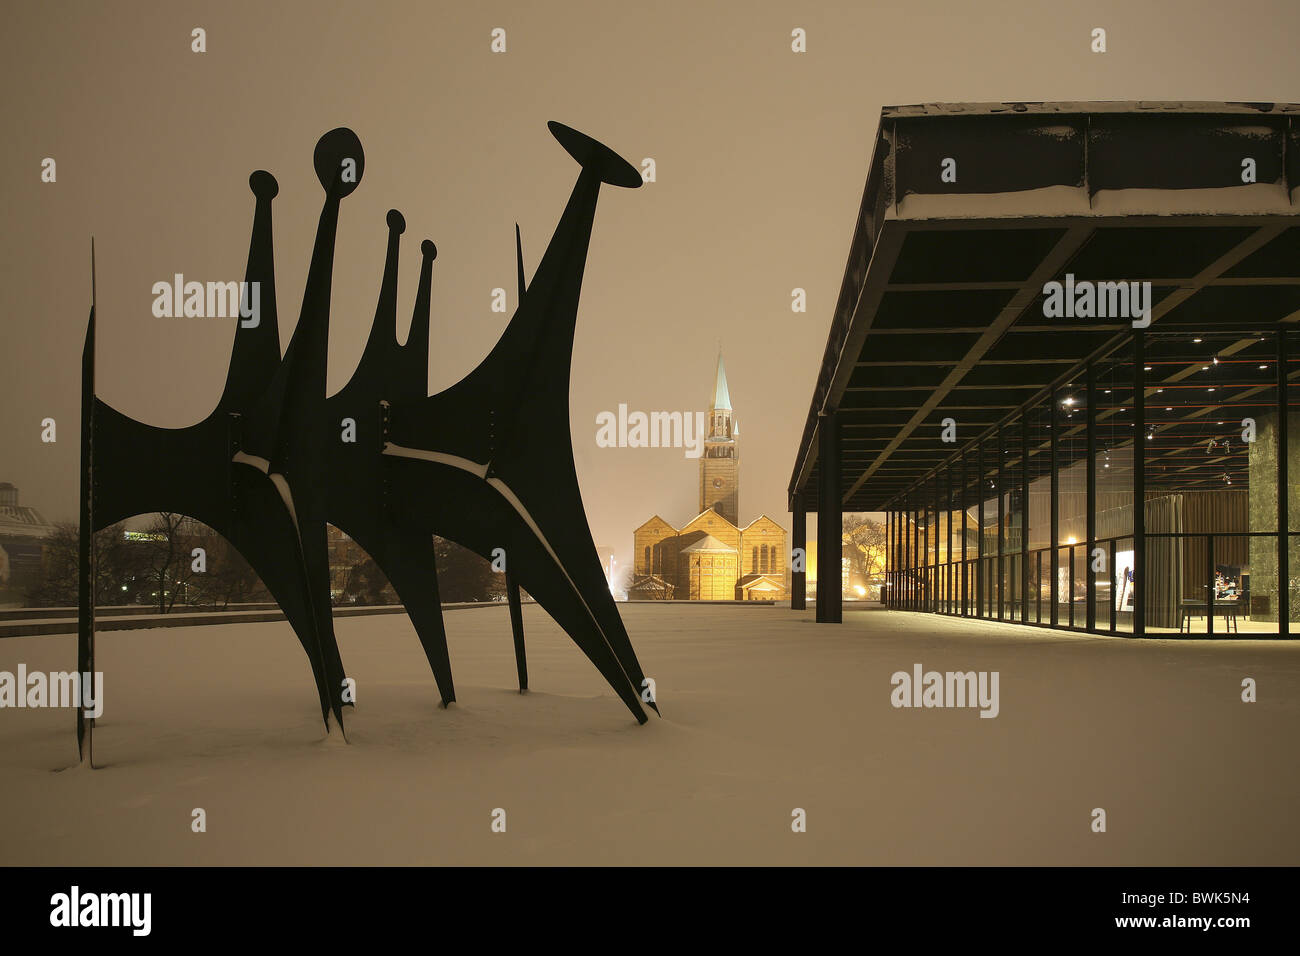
(788, 102, 1300, 637)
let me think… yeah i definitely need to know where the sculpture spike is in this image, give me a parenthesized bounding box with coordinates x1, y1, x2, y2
(515, 223, 526, 303)
(395, 238, 435, 404)
(77, 238, 96, 765)
(359, 210, 404, 378)
(219, 171, 281, 414)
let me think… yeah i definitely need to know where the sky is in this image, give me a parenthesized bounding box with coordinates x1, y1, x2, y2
(3, 0, 1300, 574)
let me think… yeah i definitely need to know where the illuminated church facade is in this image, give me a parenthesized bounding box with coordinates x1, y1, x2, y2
(630, 355, 788, 601)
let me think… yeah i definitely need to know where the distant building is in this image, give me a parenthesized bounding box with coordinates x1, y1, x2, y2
(0, 483, 55, 600)
(699, 354, 740, 525)
(629, 356, 788, 601)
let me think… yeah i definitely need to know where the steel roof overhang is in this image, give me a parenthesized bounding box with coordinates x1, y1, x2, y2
(789, 101, 1300, 514)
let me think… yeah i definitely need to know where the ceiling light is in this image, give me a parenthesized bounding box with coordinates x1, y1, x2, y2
(1202, 365, 1210, 371)
(1212, 356, 1219, 365)
(1260, 364, 1268, 370)
(1144, 366, 1152, 371)
(1208, 387, 1216, 392)
(1193, 337, 1202, 343)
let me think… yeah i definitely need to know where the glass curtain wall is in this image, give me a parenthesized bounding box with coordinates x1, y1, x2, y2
(885, 327, 1297, 639)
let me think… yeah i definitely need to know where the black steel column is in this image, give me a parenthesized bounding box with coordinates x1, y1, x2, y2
(891, 507, 898, 608)
(922, 482, 930, 612)
(1050, 385, 1060, 627)
(946, 464, 953, 614)
(885, 507, 892, 608)
(792, 492, 807, 611)
(1133, 330, 1146, 638)
(1086, 361, 1097, 632)
(1279, 331, 1289, 636)
(997, 423, 1005, 620)
(1020, 414, 1030, 622)
(913, 500, 919, 611)
(1207, 533, 1215, 638)
(816, 411, 842, 623)
(961, 450, 969, 616)
(884, 507, 890, 608)
(932, 475, 940, 612)
(904, 501, 911, 609)
(977, 441, 985, 617)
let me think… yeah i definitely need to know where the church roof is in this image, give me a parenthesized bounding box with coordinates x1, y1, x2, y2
(741, 514, 786, 532)
(681, 534, 734, 553)
(682, 508, 739, 532)
(634, 514, 678, 534)
(711, 353, 731, 411)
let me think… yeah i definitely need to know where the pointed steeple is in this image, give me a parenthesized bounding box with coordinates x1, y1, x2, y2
(712, 352, 731, 411)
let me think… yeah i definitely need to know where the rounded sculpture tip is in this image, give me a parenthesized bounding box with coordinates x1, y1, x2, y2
(387, 209, 406, 234)
(547, 121, 643, 189)
(313, 127, 365, 197)
(421, 239, 437, 260)
(249, 170, 279, 199)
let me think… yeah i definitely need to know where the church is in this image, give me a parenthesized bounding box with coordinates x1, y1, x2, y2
(629, 356, 788, 601)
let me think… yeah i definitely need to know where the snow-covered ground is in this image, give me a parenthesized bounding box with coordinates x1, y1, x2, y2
(1, 603, 1297, 865)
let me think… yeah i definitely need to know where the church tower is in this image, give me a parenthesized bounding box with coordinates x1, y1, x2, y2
(699, 353, 739, 524)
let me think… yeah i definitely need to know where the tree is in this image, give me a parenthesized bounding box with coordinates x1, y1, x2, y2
(843, 514, 887, 579)
(340, 555, 392, 606)
(138, 512, 205, 613)
(434, 537, 506, 602)
(24, 521, 142, 607)
(186, 534, 269, 609)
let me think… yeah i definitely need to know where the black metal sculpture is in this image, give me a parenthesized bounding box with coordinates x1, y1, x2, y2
(77, 123, 656, 765)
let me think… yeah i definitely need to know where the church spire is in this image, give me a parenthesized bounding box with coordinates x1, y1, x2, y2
(712, 351, 731, 411)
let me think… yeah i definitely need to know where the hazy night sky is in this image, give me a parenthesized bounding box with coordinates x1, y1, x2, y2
(4, 0, 1299, 573)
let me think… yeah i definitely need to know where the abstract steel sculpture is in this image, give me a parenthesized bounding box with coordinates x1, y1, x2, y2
(77, 123, 657, 765)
